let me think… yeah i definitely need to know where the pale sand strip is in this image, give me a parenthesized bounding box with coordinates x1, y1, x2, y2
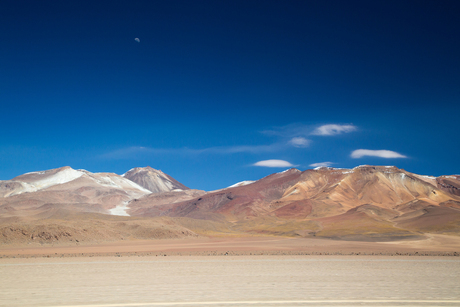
(1, 256, 459, 307)
(47, 300, 460, 307)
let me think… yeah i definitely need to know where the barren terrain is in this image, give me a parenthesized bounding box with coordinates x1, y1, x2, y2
(1, 255, 459, 307)
(2, 166, 460, 246)
(1, 234, 460, 259)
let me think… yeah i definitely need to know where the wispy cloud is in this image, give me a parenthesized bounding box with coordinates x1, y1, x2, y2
(99, 146, 169, 159)
(351, 149, 407, 159)
(100, 143, 286, 160)
(100, 123, 358, 161)
(311, 124, 357, 136)
(288, 137, 310, 148)
(205, 144, 283, 154)
(263, 123, 357, 140)
(309, 162, 334, 168)
(262, 123, 311, 138)
(253, 159, 295, 167)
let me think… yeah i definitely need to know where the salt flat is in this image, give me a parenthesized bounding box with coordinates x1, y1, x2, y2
(1, 256, 459, 307)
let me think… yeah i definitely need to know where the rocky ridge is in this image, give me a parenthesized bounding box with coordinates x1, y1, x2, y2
(1, 165, 460, 244)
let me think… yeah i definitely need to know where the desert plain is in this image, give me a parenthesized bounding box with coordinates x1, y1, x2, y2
(1, 235, 460, 307)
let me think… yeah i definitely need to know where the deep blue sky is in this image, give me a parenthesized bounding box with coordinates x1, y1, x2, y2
(1, 0, 459, 190)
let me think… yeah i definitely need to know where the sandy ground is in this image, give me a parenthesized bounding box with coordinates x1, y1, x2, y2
(1, 235, 459, 306)
(1, 255, 460, 307)
(1, 234, 460, 258)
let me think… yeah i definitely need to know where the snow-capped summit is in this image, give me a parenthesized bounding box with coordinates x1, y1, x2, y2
(3, 166, 85, 196)
(227, 180, 255, 188)
(0, 166, 153, 199)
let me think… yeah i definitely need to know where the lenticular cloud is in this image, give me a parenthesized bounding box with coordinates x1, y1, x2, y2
(253, 159, 294, 167)
(309, 162, 334, 168)
(289, 137, 310, 148)
(351, 149, 407, 159)
(311, 124, 357, 136)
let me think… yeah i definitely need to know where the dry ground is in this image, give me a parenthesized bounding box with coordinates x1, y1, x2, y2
(1, 255, 460, 307)
(1, 234, 460, 258)
(1, 236, 460, 306)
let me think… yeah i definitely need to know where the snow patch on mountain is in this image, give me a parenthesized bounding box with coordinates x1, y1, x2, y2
(109, 201, 130, 216)
(443, 176, 460, 180)
(279, 168, 300, 174)
(228, 181, 255, 188)
(88, 174, 151, 194)
(23, 171, 46, 175)
(15, 168, 84, 194)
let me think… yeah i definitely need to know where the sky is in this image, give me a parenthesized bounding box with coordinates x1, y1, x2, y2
(1, 0, 459, 191)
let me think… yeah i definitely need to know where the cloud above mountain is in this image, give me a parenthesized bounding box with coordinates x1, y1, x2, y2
(351, 149, 407, 159)
(264, 123, 356, 137)
(309, 162, 334, 168)
(100, 124, 409, 172)
(253, 160, 295, 167)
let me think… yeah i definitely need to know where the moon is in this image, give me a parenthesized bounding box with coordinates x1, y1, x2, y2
(134, 38, 140, 43)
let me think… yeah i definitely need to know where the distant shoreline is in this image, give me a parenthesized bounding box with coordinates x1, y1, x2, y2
(1, 250, 459, 259)
(1, 235, 459, 258)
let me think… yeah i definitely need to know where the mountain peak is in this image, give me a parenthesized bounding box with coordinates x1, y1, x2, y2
(122, 166, 164, 176)
(123, 167, 188, 193)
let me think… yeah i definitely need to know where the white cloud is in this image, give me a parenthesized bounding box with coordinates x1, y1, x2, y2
(263, 123, 357, 138)
(309, 162, 334, 168)
(351, 149, 407, 159)
(289, 137, 310, 148)
(311, 124, 357, 136)
(253, 159, 295, 167)
(134, 38, 140, 43)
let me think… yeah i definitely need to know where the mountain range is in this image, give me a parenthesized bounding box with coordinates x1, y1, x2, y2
(1, 165, 459, 244)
